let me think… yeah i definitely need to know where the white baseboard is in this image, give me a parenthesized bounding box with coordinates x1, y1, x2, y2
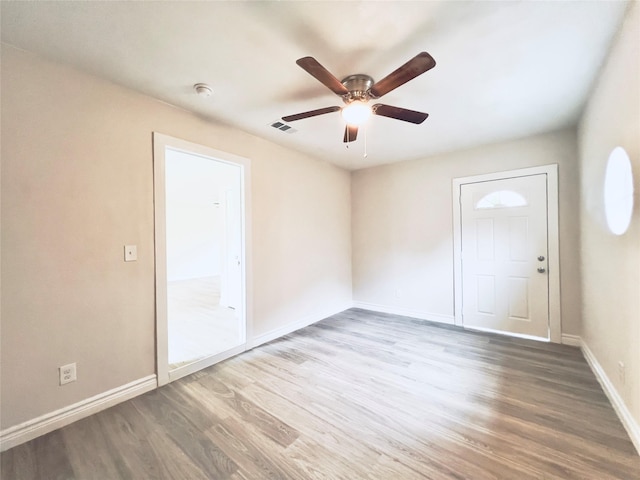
(248, 302, 352, 349)
(579, 338, 640, 455)
(352, 301, 455, 325)
(0, 375, 157, 452)
(561, 333, 582, 347)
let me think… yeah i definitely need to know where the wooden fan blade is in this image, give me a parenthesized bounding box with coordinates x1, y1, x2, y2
(282, 106, 341, 122)
(296, 57, 350, 96)
(372, 104, 429, 124)
(343, 125, 358, 143)
(368, 52, 436, 98)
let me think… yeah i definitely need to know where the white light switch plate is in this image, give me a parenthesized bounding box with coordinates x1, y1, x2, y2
(124, 245, 137, 262)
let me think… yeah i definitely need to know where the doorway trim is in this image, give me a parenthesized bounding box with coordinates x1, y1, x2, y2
(452, 164, 561, 343)
(153, 132, 252, 386)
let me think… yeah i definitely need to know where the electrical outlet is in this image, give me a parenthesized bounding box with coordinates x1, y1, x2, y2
(59, 363, 77, 385)
(618, 361, 625, 385)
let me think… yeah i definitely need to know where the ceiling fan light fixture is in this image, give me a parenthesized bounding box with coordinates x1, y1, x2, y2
(341, 101, 371, 126)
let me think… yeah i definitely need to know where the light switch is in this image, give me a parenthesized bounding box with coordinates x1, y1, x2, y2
(124, 245, 137, 262)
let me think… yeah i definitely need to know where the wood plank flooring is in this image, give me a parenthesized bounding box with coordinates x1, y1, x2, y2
(2, 309, 639, 479)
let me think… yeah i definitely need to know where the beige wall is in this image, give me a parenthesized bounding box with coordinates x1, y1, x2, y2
(0, 45, 352, 429)
(578, 3, 640, 430)
(352, 129, 581, 333)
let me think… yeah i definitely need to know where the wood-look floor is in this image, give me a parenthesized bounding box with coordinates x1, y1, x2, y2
(168, 276, 242, 367)
(2, 309, 639, 479)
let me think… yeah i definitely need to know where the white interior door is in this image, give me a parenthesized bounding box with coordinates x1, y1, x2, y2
(460, 174, 549, 339)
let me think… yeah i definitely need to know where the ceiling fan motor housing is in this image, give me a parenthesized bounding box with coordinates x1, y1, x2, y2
(341, 74, 374, 104)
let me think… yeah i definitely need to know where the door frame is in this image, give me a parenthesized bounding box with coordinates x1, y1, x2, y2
(153, 132, 252, 386)
(452, 164, 561, 343)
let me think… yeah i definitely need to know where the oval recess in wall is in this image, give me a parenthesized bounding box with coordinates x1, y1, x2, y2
(604, 146, 634, 235)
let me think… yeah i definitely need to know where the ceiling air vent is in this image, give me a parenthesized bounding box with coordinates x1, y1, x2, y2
(269, 120, 297, 134)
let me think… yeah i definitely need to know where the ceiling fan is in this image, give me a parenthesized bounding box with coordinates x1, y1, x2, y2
(282, 52, 436, 143)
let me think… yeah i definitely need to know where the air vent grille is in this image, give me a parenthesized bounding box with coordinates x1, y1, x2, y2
(270, 120, 297, 134)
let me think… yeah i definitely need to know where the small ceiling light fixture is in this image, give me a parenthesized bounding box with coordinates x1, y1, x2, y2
(341, 101, 372, 126)
(193, 83, 213, 97)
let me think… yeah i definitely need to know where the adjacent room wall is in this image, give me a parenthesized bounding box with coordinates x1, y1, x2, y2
(351, 129, 581, 334)
(165, 150, 232, 282)
(0, 44, 352, 430)
(577, 2, 639, 438)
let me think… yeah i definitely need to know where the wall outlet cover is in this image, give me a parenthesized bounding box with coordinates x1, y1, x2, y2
(59, 363, 77, 385)
(124, 245, 137, 262)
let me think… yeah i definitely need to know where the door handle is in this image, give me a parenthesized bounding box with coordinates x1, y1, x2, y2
(537, 267, 546, 273)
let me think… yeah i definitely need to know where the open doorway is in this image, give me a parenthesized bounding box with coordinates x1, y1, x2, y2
(153, 133, 250, 385)
(165, 149, 243, 367)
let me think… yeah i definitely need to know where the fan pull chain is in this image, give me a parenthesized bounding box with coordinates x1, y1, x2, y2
(363, 125, 368, 158)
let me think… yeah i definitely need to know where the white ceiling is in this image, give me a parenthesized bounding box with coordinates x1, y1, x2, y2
(1, 1, 630, 170)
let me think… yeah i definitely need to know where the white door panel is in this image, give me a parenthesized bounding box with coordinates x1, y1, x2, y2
(508, 276, 529, 319)
(461, 174, 549, 339)
(476, 275, 495, 314)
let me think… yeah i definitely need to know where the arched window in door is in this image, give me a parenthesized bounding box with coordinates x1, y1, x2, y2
(475, 190, 528, 210)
